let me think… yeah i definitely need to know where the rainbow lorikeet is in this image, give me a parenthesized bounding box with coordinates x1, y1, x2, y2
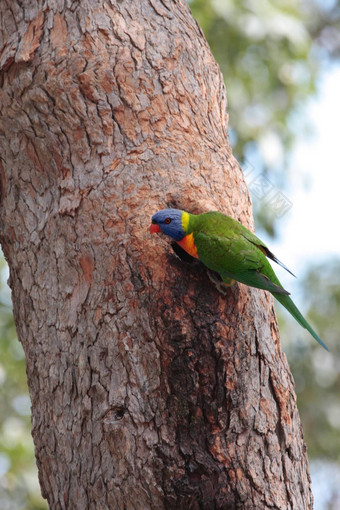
(150, 208, 328, 351)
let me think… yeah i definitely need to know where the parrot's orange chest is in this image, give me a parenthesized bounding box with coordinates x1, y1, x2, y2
(176, 233, 199, 259)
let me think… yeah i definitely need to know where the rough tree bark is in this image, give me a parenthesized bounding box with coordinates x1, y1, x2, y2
(0, 1, 313, 509)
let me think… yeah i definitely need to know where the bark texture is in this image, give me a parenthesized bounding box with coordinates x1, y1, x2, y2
(0, 1, 313, 509)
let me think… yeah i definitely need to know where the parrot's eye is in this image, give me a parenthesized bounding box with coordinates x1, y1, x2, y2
(164, 218, 172, 224)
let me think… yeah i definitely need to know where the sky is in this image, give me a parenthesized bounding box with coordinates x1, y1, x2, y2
(281, 66, 340, 262)
(252, 65, 340, 291)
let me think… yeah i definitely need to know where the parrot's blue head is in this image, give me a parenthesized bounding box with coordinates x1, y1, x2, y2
(150, 208, 186, 241)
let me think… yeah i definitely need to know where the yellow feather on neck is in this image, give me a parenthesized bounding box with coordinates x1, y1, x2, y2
(181, 211, 190, 232)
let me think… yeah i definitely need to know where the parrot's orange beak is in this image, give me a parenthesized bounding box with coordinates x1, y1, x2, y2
(150, 223, 161, 234)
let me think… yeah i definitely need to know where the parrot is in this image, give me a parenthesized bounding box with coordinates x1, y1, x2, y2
(150, 208, 328, 351)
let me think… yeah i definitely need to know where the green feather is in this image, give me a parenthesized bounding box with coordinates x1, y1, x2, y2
(183, 210, 328, 350)
(274, 293, 329, 351)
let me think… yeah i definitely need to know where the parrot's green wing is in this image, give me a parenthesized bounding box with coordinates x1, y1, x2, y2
(194, 232, 289, 295)
(193, 211, 295, 277)
(190, 211, 328, 350)
(239, 230, 296, 277)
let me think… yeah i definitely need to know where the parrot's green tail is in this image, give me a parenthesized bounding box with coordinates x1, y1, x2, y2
(274, 293, 329, 351)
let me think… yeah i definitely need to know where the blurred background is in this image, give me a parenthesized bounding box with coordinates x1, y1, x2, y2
(1, 0, 340, 508)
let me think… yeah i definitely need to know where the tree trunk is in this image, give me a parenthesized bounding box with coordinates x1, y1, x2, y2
(0, 1, 313, 508)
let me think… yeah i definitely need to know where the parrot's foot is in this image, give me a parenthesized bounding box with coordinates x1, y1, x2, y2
(222, 277, 235, 287)
(207, 271, 234, 295)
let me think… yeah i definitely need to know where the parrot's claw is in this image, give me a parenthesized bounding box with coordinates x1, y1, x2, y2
(207, 271, 234, 295)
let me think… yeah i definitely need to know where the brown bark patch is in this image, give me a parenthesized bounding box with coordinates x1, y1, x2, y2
(80, 255, 94, 285)
(50, 13, 68, 59)
(16, 11, 44, 63)
(0, 160, 5, 204)
(26, 140, 44, 173)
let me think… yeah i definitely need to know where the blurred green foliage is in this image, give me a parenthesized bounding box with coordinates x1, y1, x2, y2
(190, 0, 340, 166)
(280, 259, 340, 461)
(191, 0, 315, 165)
(276, 259, 340, 508)
(0, 256, 47, 509)
(1, 1, 340, 508)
